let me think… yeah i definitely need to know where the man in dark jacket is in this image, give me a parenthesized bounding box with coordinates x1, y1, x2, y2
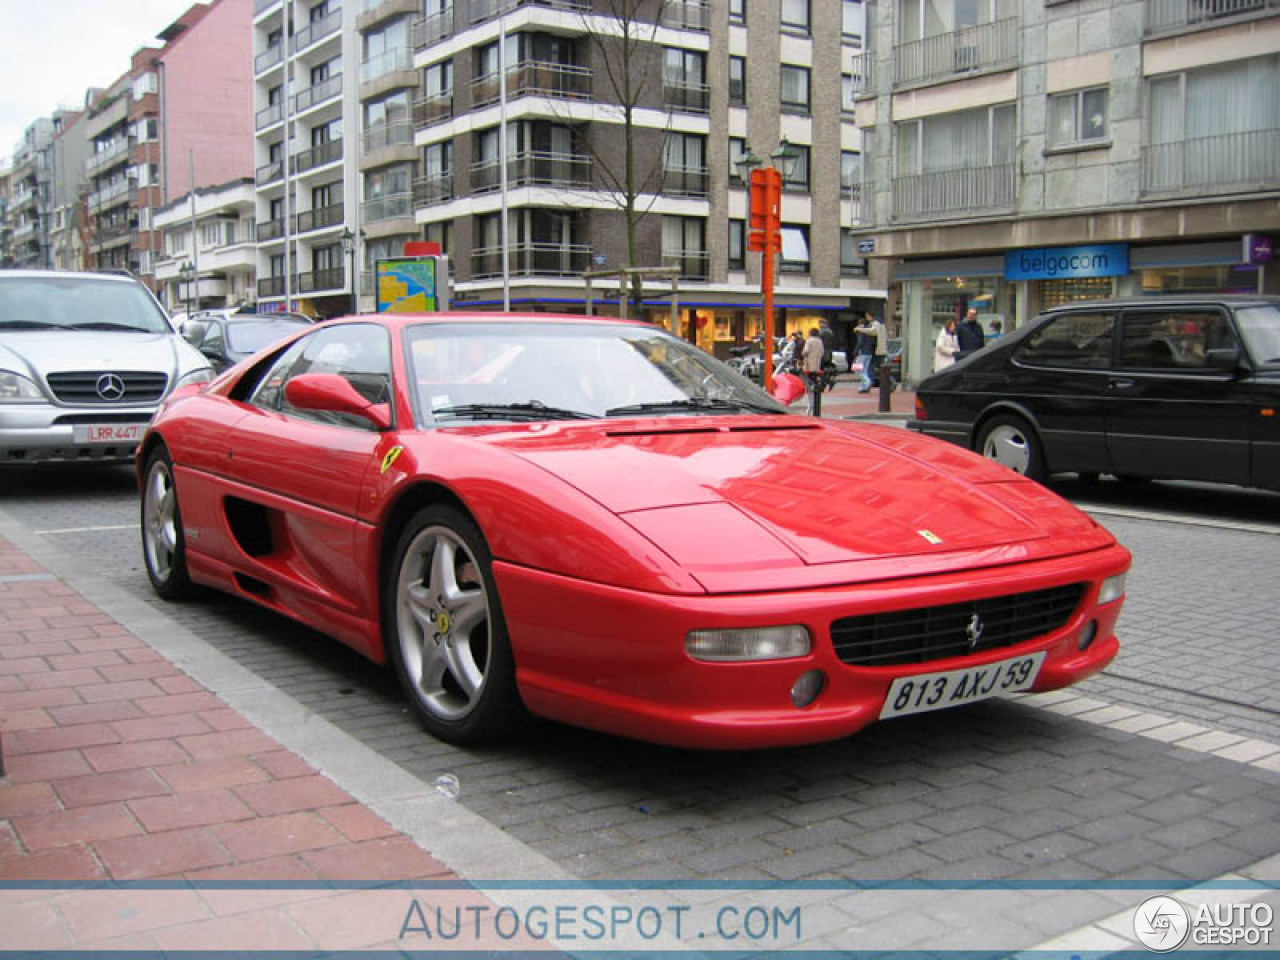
(957, 307, 986, 357)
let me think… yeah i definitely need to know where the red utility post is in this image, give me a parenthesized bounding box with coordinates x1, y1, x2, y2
(747, 167, 782, 393)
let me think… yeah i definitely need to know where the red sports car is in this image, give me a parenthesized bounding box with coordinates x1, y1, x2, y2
(138, 313, 1130, 749)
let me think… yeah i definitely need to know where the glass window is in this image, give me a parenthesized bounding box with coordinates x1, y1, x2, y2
(729, 219, 745, 270)
(729, 0, 745, 24)
(1048, 87, 1109, 148)
(840, 230, 867, 275)
(728, 137, 749, 185)
(781, 0, 809, 32)
(783, 144, 810, 191)
(250, 323, 392, 426)
(898, 103, 1014, 174)
(1120, 311, 1236, 370)
(780, 65, 810, 113)
(843, 0, 864, 42)
(729, 56, 746, 105)
(1016, 312, 1114, 369)
(779, 225, 810, 273)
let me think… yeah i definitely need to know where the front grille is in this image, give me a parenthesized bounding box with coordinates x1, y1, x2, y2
(832, 583, 1086, 667)
(46, 371, 168, 404)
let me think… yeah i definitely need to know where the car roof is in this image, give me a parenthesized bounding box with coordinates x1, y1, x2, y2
(1043, 294, 1280, 312)
(0, 269, 142, 285)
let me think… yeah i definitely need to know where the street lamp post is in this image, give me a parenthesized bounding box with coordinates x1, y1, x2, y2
(179, 261, 195, 317)
(341, 228, 358, 315)
(737, 140, 799, 394)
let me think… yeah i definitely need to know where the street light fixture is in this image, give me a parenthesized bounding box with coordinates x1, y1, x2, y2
(741, 140, 799, 393)
(178, 261, 195, 317)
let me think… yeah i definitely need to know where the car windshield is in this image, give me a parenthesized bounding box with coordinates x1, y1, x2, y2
(1235, 305, 1280, 367)
(0, 276, 172, 334)
(405, 321, 788, 425)
(227, 319, 310, 354)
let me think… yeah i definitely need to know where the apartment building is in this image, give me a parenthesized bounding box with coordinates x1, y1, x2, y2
(853, 0, 1280, 384)
(155, 178, 260, 312)
(0, 164, 13, 267)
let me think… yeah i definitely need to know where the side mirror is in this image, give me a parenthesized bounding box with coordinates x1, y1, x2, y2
(1205, 346, 1241, 371)
(284, 372, 392, 430)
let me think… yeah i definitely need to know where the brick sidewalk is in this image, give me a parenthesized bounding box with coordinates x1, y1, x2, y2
(0, 534, 453, 888)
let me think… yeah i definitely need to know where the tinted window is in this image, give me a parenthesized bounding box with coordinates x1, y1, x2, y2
(1016, 312, 1114, 369)
(249, 323, 391, 428)
(1120, 311, 1236, 370)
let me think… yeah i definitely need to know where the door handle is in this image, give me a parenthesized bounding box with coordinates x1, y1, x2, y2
(1108, 378, 1138, 392)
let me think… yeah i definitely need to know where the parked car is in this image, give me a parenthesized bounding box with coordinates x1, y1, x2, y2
(0, 270, 214, 465)
(183, 313, 314, 373)
(139, 313, 1129, 749)
(909, 295, 1280, 490)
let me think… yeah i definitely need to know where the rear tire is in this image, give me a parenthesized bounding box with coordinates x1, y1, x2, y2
(140, 446, 197, 600)
(976, 414, 1047, 482)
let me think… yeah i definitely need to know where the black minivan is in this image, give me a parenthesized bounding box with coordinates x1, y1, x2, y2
(909, 296, 1280, 491)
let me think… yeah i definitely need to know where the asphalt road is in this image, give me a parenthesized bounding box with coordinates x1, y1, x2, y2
(2, 463, 1278, 889)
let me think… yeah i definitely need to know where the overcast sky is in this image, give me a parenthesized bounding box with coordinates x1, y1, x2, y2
(1, 0, 198, 160)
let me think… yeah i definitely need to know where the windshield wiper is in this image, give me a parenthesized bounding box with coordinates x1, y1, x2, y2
(0, 320, 78, 330)
(73, 322, 153, 332)
(431, 401, 596, 422)
(605, 397, 777, 417)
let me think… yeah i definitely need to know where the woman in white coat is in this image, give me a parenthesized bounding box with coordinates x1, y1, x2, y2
(934, 317, 960, 371)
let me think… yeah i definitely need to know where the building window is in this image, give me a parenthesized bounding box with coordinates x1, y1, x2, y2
(783, 144, 810, 192)
(842, 74, 857, 113)
(729, 56, 746, 106)
(841, 150, 862, 194)
(843, 0, 864, 44)
(728, 137, 749, 186)
(729, 0, 745, 25)
(664, 48, 708, 113)
(780, 65, 810, 114)
(423, 220, 452, 254)
(729, 219, 745, 271)
(897, 103, 1015, 175)
(779, 225, 810, 274)
(664, 132, 707, 196)
(314, 243, 341, 271)
(661, 216, 708, 280)
(781, 0, 810, 33)
(1048, 87, 1109, 149)
(841, 230, 867, 275)
(312, 181, 340, 209)
(899, 0, 1013, 43)
(423, 60, 453, 96)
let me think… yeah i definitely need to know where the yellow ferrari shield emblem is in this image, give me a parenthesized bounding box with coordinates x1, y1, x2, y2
(380, 446, 404, 474)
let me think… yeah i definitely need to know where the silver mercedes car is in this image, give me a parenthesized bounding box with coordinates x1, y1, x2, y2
(0, 270, 214, 465)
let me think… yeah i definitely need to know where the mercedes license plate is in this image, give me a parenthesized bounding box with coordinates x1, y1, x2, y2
(72, 423, 145, 444)
(879, 652, 1046, 719)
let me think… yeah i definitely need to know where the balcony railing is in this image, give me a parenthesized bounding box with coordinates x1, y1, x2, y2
(473, 242, 590, 279)
(661, 250, 710, 282)
(256, 102, 283, 130)
(470, 0, 588, 22)
(255, 44, 283, 75)
(413, 8, 454, 49)
(414, 172, 454, 206)
(298, 268, 345, 293)
(255, 0, 280, 12)
(87, 138, 130, 173)
(662, 80, 710, 114)
(892, 161, 1015, 219)
(847, 53, 873, 97)
(660, 1, 709, 31)
(842, 181, 864, 224)
(361, 193, 414, 223)
(470, 151, 592, 192)
(256, 159, 284, 185)
(294, 138, 344, 174)
(471, 62, 592, 107)
(296, 202, 345, 233)
(413, 91, 454, 128)
(257, 219, 286, 242)
(1146, 0, 1280, 31)
(662, 164, 709, 198)
(894, 17, 1019, 87)
(294, 73, 343, 113)
(1141, 128, 1280, 193)
(361, 47, 414, 85)
(363, 121, 414, 154)
(257, 276, 289, 298)
(294, 6, 342, 51)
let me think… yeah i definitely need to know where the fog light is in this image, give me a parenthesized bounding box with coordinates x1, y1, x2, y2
(790, 670, 825, 708)
(1098, 572, 1127, 605)
(685, 626, 810, 662)
(1078, 619, 1098, 651)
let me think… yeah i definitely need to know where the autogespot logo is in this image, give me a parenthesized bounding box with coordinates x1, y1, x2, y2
(1134, 895, 1191, 952)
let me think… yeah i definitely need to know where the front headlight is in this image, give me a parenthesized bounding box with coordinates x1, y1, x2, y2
(1098, 572, 1127, 605)
(0, 370, 43, 402)
(174, 367, 215, 390)
(685, 626, 811, 662)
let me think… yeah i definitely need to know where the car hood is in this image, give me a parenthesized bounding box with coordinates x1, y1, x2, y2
(482, 416, 1112, 592)
(1, 330, 203, 381)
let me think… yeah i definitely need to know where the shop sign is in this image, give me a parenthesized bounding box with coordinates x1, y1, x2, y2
(1004, 244, 1129, 281)
(1244, 234, 1274, 265)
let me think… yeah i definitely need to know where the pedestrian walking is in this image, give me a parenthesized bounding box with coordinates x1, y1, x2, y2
(935, 317, 960, 371)
(852, 311, 888, 393)
(803, 327, 826, 416)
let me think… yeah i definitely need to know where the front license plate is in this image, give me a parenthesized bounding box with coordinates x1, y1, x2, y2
(73, 423, 145, 444)
(879, 652, 1046, 720)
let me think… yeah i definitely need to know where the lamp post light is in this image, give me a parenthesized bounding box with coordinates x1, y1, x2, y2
(178, 261, 195, 317)
(738, 139, 800, 394)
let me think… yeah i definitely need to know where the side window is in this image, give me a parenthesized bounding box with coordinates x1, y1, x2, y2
(248, 324, 392, 428)
(1016, 313, 1114, 369)
(201, 322, 225, 356)
(1120, 311, 1235, 370)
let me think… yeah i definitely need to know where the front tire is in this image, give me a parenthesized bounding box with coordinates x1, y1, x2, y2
(141, 446, 196, 600)
(384, 504, 523, 744)
(976, 414, 1047, 482)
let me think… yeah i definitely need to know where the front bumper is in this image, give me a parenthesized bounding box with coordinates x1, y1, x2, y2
(496, 544, 1130, 749)
(0, 403, 155, 464)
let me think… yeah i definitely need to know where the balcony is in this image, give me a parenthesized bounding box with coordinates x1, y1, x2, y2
(471, 62, 592, 108)
(255, 0, 279, 13)
(472, 242, 590, 279)
(413, 7, 453, 48)
(257, 275, 289, 298)
(470, 151, 592, 193)
(360, 47, 414, 85)
(294, 138, 344, 174)
(662, 164, 709, 198)
(363, 121, 414, 154)
(414, 172, 454, 206)
(413, 90, 454, 128)
(256, 159, 284, 185)
(361, 193, 414, 223)
(847, 53, 873, 97)
(661, 250, 710, 282)
(470, 0, 588, 22)
(256, 102, 283, 131)
(257, 218, 286, 242)
(87, 138, 131, 174)
(90, 179, 131, 211)
(255, 44, 283, 75)
(661, 1, 709, 30)
(662, 80, 710, 114)
(892, 162, 1015, 220)
(294, 6, 342, 52)
(1146, 0, 1280, 32)
(296, 202, 345, 233)
(294, 73, 343, 113)
(1141, 128, 1280, 194)
(842, 180, 865, 224)
(298, 268, 345, 293)
(894, 17, 1018, 88)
